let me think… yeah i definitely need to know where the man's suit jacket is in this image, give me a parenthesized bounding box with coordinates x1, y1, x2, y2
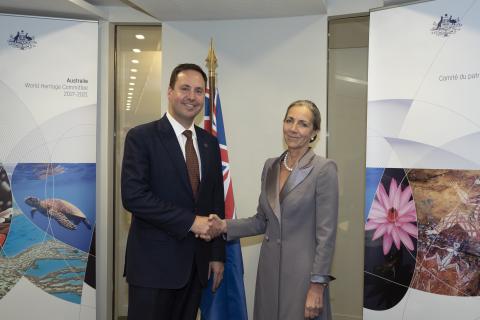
(121, 115, 225, 289)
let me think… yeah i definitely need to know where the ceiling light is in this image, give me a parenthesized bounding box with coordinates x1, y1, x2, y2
(130, 76, 136, 80)
(128, 93, 133, 96)
(135, 34, 145, 40)
(132, 48, 141, 53)
(129, 82, 135, 86)
(130, 69, 137, 72)
(129, 88, 134, 91)
(131, 59, 139, 64)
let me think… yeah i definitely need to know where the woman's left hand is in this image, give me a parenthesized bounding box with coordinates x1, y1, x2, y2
(304, 283, 325, 319)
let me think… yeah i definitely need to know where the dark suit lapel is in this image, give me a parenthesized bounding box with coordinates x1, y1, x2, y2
(156, 116, 192, 195)
(279, 149, 315, 203)
(195, 126, 209, 181)
(196, 127, 211, 202)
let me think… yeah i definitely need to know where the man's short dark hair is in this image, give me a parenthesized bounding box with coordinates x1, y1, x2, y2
(169, 63, 207, 88)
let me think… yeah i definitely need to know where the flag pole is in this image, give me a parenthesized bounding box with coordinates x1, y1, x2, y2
(201, 39, 249, 320)
(205, 38, 217, 115)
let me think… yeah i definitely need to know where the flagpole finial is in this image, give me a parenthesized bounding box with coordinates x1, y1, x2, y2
(205, 38, 217, 77)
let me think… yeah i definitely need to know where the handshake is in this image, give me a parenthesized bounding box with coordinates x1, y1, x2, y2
(191, 214, 227, 241)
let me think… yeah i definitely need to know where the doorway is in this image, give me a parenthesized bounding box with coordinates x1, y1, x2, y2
(113, 25, 162, 319)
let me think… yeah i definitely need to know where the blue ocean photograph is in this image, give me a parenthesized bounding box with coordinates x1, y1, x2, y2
(364, 167, 384, 221)
(11, 163, 96, 253)
(25, 256, 87, 304)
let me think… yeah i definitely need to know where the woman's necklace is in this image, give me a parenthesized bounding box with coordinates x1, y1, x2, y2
(283, 152, 294, 172)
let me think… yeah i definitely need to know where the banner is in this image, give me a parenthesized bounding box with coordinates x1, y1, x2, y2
(364, 1, 480, 319)
(0, 14, 97, 319)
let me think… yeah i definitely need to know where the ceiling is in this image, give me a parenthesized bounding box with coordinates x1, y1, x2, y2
(128, 0, 327, 21)
(0, 0, 422, 22)
(0, 0, 108, 20)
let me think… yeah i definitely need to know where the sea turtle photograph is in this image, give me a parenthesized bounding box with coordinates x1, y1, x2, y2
(11, 163, 95, 252)
(25, 196, 92, 230)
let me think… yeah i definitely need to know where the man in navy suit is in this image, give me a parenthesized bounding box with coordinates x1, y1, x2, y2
(121, 63, 225, 320)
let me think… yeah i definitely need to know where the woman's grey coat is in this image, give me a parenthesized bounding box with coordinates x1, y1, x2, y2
(227, 149, 339, 320)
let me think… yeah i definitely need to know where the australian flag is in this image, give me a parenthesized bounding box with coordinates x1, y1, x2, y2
(200, 88, 248, 320)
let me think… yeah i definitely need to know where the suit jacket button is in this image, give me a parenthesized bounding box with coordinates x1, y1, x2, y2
(265, 235, 269, 241)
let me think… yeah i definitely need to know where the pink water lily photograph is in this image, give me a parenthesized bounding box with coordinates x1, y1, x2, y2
(365, 177, 418, 255)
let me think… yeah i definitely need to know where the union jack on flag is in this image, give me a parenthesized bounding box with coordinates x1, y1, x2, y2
(200, 88, 248, 320)
(203, 89, 235, 220)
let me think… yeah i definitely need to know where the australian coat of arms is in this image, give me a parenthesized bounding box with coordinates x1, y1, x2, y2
(431, 14, 462, 37)
(8, 30, 37, 50)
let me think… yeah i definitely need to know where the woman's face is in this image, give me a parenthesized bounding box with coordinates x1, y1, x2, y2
(283, 105, 317, 151)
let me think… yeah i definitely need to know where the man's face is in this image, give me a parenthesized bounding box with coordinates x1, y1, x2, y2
(168, 69, 206, 128)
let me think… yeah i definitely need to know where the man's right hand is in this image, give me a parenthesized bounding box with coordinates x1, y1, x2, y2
(191, 216, 212, 240)
(191, 214, 227, 241)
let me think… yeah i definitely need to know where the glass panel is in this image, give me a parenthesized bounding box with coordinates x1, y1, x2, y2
(114, 25, 162, 319)
(327, 16, 369, 320)
(329, 16, 369, 49)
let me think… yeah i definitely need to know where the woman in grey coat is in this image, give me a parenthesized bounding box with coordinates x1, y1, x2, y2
(210, 100, 339, 319)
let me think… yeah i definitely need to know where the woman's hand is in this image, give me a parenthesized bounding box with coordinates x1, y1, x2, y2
(208, 214, 227, 236)
(304, 283, 325, 319)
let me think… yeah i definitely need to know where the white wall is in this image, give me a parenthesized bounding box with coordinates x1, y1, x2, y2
(162, 15, 328, 319)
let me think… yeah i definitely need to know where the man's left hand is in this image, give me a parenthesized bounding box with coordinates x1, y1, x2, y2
(208, 261, 224, 292)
